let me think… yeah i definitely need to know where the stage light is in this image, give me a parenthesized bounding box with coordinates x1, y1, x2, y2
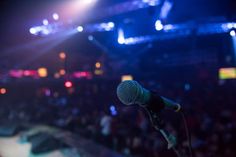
(29, 28, 37, 34)
(59, 52, 66, 60)
(100, 22, 115, 31)
(81, 0, 96, 5)
(227, 23, 233, 29)
(23, 70, 31, 76)
(184, 83, 191, 91)
(65, 81, 73, 88)
(95, 62, 101, 68)
(118, 28, 125, 44)
(94, 69, 103, 75)
(110, 105, 117, 116)
(77, 26, 84, 32)
(38, 67, 48, 78)
(160, 0, 173, 19)
(88, 35, 94, 41)
(0, 88, 7, 95)
(108, 22, 115, 28)
(41, 28, 50, 35)
(155, 20, 163, 31)
(121, 75, 133, 81)
(163, 24, 174, 31)
(52, 13, 59, 20)
(219, 68, 236, 79)
(43, 19, 49, 25)
(118, 38, 125, 44)
(230, 30, 236, 37)
(59, 69, 66, 75)
(54, 72, 60, 79)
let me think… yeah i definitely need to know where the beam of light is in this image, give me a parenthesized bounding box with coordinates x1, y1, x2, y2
(3, 30, 72, 57)
(142, 0, 160, 6)
(160, 0, 173, 19)
(18, 30, 76, 68)
(231, 33, 236, 65)
(55, 0, 98, 21)
(88, 36, 110, 54)
(86, 22, 115, 32)
(1, 30, 76, 77)
(118, 28, 125, 44)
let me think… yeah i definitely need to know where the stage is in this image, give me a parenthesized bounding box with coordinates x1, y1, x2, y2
(0, 136, 68, 157)
(0, 125, 122, 157)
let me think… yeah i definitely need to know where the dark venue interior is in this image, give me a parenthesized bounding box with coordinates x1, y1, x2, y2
(0, 0, 236, 157)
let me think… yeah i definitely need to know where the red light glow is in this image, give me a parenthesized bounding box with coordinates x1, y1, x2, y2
(64, 81, 73, 88)
(0, 88, 7, 94)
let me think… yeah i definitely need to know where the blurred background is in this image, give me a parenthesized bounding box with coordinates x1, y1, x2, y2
(0, 0, 236, 157)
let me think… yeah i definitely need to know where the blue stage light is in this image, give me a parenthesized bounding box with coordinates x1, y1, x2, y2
(118, 29, 125, 44)
(230, 30, 236, 37)
(43, 19, 49, 25)
(155, 20, 163, 31)
(53, 13, 59, 20)
(77, 26, 84, 32)
(108, 22, 115, 28)
(29, 28, 37, 35)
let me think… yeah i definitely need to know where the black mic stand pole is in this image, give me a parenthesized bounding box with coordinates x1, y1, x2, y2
(144, 109, 183, 157)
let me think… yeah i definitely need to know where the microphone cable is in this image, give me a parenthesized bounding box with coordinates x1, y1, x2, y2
(180, 111, 193, 157)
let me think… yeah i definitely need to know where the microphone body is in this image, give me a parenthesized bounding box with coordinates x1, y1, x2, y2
(117, 80, 181, 112)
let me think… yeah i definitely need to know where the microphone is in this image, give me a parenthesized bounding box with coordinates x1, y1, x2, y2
(116, 80, 181, 113)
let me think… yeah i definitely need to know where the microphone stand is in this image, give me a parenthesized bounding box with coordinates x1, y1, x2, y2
(145, 109, 183, 157)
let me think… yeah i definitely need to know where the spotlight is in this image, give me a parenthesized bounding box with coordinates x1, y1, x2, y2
(77, 26, 84, 32)
(155, 20, 163, 31)
(65, 81, 73, 88)
(95, 62, 101, 68)
(43, 19, 49, 25)
(99, 22, 115, 31)
(59, 69, 66, 75)
(230, 30, 236, 36)
(0, 88, 7, 95)
(59, 52, 66, 60)
(230, 30, 236, 37)
(227, 23, 234, 29)
(38, 67, 48, 78)
(118, 28, 125, 44)
(108, 22, 115, 28)
(118, 37, 125, 44)
(52, 13, 59, 20)
(29, 28, 37, 34)
(82, 0, 96, 4)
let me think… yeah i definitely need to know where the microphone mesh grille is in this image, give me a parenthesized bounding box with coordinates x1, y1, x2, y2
(116, 80, 142, 105)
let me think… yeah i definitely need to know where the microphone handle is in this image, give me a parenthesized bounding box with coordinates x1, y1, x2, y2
(161, 96, 181, 112)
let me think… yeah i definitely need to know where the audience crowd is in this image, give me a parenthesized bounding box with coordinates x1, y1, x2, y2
(0, 79, 235, 157)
